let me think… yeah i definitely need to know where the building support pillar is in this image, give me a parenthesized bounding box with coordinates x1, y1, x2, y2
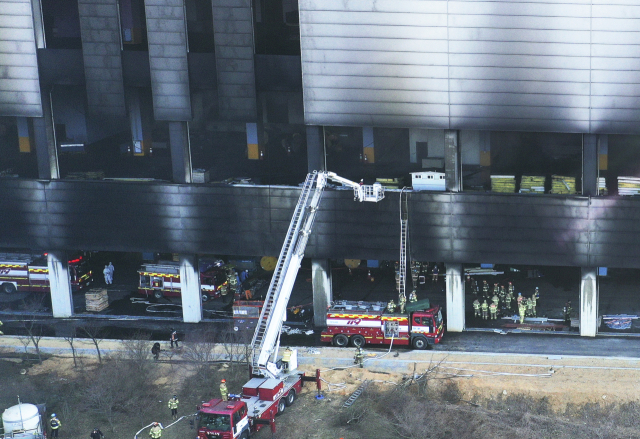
(127, 88, 152, 156)
(312, 259, 332, 327)
(444, 130, 461, 192)
(445, 264, 465, 332)
(179, 255, 202, 323)
(47, 251, 73, 318)
(169, 121, 192, 183)
(33, 92, 59, 179)
(306, 125, 325, 172)
(583, 134, 598, 196)
(580, 267, 598, 337)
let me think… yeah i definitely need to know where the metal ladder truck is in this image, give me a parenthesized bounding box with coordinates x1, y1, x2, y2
(195, 172, 383, 439)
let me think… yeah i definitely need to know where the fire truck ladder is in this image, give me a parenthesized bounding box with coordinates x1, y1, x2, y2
(251, 171, 328, 378)
(397, 188, 409, 301)
(251, 172, 385, 379)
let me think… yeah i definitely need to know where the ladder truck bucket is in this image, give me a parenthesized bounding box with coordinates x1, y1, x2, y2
(358, 182, 385, 202)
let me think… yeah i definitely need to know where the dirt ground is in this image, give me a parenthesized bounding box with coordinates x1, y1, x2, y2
(2, 339, 640, 439)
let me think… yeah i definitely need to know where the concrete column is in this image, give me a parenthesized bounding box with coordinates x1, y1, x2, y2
(16, 117, 32, 153)
(179, 255, 202, 323)
(363, 126, 375, 163)
(580, 267, 598, 337)
(445, 264, 465, 332)
(312, 259, 332, 327)
(33, 91, 59, 179)
(444, 130, 461, 192)
(306, 125, 326, 172)
(169, 121, 192, 184)
(47, 252, 73, 318)
(583, 134, 598, 196)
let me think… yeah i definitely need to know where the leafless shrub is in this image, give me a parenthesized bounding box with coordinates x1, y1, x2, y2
(121, 331, 153, 373)
(182, 327, 219, 382)
(80, 322, 108, 364)
(220, 325, 252, 374)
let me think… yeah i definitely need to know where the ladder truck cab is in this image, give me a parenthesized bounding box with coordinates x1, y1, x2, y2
(0, 253, 92, 294)
(322, 299, 444, 350)
(197, 171, 384, 438)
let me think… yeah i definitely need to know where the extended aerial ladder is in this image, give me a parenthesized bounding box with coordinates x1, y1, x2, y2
(396, 188, 409, 305)
(251, 171, 384, 379)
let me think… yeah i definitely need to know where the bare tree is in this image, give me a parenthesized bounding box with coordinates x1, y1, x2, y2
(81, 322, 108, 364)
(121, 331, 152, 373)
(63, 330, 79, 368)
(182, 327, 219, 381)
(220, 326, 252, 374)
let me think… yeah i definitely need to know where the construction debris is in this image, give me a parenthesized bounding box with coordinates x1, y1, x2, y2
(519, 175, 545, 194)
(618, 176, 640, 196)
(491, 175, 516, 193)
(550, 175, 576, 194)
(85, 288, 109, 312)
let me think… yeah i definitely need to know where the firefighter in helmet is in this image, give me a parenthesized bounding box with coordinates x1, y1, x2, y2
(408, 290, 418, 303)
(398, 294, 406, 314)
(149, 422, 162, 439)
(220, 379, 228, 401)
(354, 346, 364, 368)
(387, 300, 396, 313)
(168, 395, 179, 420)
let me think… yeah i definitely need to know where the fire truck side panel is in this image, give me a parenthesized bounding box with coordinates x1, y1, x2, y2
(27, 266, 50, 292)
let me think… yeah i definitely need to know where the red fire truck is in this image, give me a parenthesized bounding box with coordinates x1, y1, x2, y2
(0, 253, 92, 294)
(137, 262, 234, 301)
(321, 299, 444, 349)
(197, 371, 320, 439)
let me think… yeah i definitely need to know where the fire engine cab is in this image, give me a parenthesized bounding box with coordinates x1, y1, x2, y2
(321, 299, 444, 349)
(0, 253, 92, 294)
(138, 262, 232, 301)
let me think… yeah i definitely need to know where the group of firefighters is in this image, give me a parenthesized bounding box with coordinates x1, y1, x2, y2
(470, 279, 540, 324)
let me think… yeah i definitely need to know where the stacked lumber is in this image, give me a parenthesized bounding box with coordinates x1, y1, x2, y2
(66, 171, 105, 180)
(519, 175, 545, 194)
(551, 175, 576, 194)
(85, 288, 109, 312)
(490, 175, 516, 193)
(599, 177, 608, 196)
(618, 176, 640, 196)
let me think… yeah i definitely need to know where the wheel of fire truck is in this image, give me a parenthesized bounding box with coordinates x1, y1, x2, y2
(411, 336, 428, 350)
(350, 334, 365, 348)
(277, 398, 286, 415)
(285, 389, 296, 406)
(153, 290, 163, 299)
(333, 334, 349, 347)
(1, 282, 16, 294)
(201, 293, 208, 302)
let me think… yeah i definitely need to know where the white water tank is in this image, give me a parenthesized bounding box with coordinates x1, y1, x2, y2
(2, 404, 42, 434)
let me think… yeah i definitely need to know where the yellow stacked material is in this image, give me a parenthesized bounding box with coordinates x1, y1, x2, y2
(599, 177, 608, 196)
(66, 171, 105, 180)
(618, 176, 640, 196)
(519, 175, 545, 194)
(490, 175, 516, 193)
(85, 288, 109, 312)
(376, 177, 404, 189)
(551, 175, 576, 194)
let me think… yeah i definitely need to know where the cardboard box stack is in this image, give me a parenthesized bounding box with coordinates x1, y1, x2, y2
(192, 169, 210, 183)
(551, 175, 576, 194)
(490, 175, 516, 193)
(618, 176, 640, 196)
(519, 175, 545, 194)
(85, 288, 109, 312)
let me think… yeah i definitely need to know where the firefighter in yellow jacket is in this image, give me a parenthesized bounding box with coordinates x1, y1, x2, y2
(168, 395, 179, 420)
(220, 379, 228, 401)
(149, 422, 162, 439)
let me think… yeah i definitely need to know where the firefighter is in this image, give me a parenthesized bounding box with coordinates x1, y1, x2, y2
(151, 342, 161, 361)
(508, 281, 515, 296)
(491, 293, 499, 308)
(409, 290, 418, 303)
(398, 294, 406, 314)
(170, 329, 179, 348)
(482, 280, 489, 297)
(50, 414, 61, 438)
(387, 299, 396, 313)
(505, 291, 513, 312)
(471, 278, 478, 295)
(499, 285, 506, 301)
(432, 264, 439, 282)
(220, 379, 228, 401)
(530, 294, 537, 317)
(473, 299, 481, 318)
(534, 287, 540, 307)
(493, 283, 499, 297)
(354, 346, 364, 368)
(564, 301, 572, 325)
(489, 301, 497, 320)
(518, 302, 526, 324)
(481, 300, 489, 320)
(517, 292, 524, 306)
(89, 428, 104, 439)
(281, 347, 292, 372)
(526, 297, 533, 317)
(149, 422, 162, 439)
(168, 395, 179, 420)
